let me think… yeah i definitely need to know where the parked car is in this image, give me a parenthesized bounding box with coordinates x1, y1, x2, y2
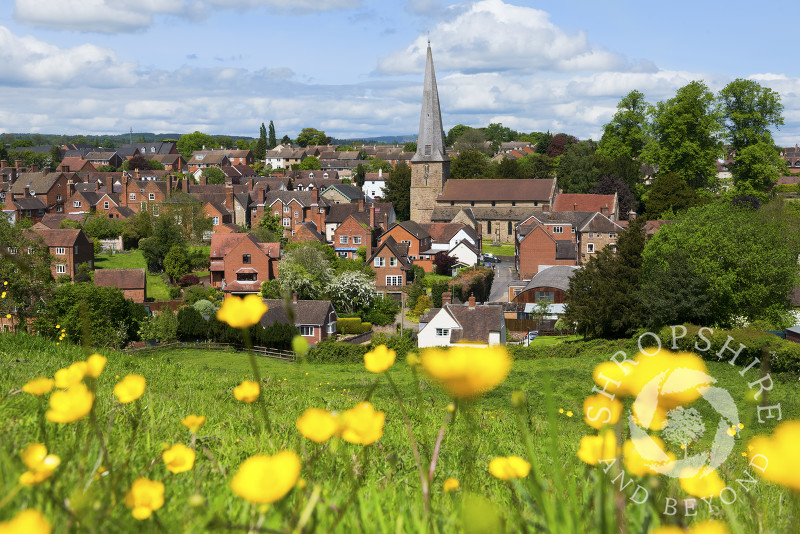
(482, 253, 501, 263)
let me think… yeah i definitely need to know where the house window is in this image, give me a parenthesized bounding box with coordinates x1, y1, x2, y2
(386, 275, 403, 286)
(283, 206, 290, 213)
(587, 232, 593, 238)
(340, 236, 349, 244)
(401, 240, 411, 247)
(212, 216, 219, 226)
(337, 251, 348, 258)
(508, 221, 512, 234)
(294, 211, 299, 218)
(389, 257, 397, 267)
(487, 220, 492, 233)
(140, 202, 147, 211)
(149, 193, 155, 200)
(512, 201, 516, 207)
(274, 211, 280, 216)
(56, 195, 61, 201)
(327, 322, 336, 334)
(104, 201, 109, 210)
(282, 218, 291, 226)
(435, 328, 449, 336)
(242, 254, 251, 264)
(237, 272, 257, 281)
(353, 236, 362, 245)
(129, 193, 136, 201)
(587, 243, 595, 253)
(535, 291, 554, 303)
(55, 247, 65, 255)
(8, 247, 17, 255)
(57, 206, 63, 212)
(73, 201, 81, 207)
(553, 226, 563, 234)
(153, 205, 159, 216)
(609, 232, 616, 238)
(299, 325, 314, 337)
(56, 264, 66, 274)
(374, 257, 385, 267)
(491, 201, 496, 206)
(73, 246, 78, 254)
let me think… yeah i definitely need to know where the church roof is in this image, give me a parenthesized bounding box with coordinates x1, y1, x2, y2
(411, 43, 448, 164)
(437, 179, 554, 202)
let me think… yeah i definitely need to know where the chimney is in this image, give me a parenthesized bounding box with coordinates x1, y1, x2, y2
(378, 168, 382, 178)
(573, 203, 577, 211)
(122, 175, 128, 205)
(292, 292, 298, 304)
(628, 210, 637, 220)
(134, 167, 140, 180)
(199, 173, 207, 186)
(248, 177, 254, 190)
(225, 184, 234, 210)
(15, 159, 21, 169)
(442, 292, 452, 306)
(468, 294, 475, 309)
(312, 188, 319, 205)
(0, 160, 6, 168)
(24, 186, 30, 198)
(166, 173, 173, 199)
(30, 164, 38, 173)
(357, 197, 364, 211)
(67, 180, 74, 200)
(369, 204, 375, 229)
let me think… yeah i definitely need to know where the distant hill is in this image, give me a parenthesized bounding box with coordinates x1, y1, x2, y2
(332, 135, 417, 145)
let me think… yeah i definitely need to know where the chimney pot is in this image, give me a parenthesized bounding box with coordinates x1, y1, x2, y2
(0, 160, 6, 168)
(442, 291, 452, 306)
(292, 292, 298, 303)
(468, 294, 476, 309)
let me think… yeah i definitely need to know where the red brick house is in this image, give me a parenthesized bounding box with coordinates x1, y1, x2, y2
(59, 158, 96, 173)
(259, 298, 338, 346)
(252, 190, 327, 237)
(94, 268, 147, 303)
(209, 233, 280, 294)
(31, 228, 94, 281)
(368, 236, 411, 298)
(378, 220, 434, 272)
(291, 222, 326, 244)
(187, 151, 231, 174)
(552, 193, 619, 221)
(120, 174, 173, 215)
(332, 210, 379, 259)
(515, 218, 578, 280)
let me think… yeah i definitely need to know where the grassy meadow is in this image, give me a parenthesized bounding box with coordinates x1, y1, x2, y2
(1, 333, 799, 532)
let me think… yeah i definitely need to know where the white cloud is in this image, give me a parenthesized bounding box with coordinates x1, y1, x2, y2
(13, 0, 361, 33)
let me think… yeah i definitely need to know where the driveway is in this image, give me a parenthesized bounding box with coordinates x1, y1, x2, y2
(488, 260, 515, 303)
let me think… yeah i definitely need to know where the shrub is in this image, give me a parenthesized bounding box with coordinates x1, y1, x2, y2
(337, 317, 371, 335)
(305, 332, 415, 363)
(774, 183, 799, 193)
(361, 295, 399, 326)
(168, 286, 182, 300)
(177, 306, 207, 341)
(178, 274, 200, 287)
(192, 299, 216, 316)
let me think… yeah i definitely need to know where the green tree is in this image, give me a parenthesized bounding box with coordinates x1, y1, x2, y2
(139, 307, 179, 343)
(164, 244, 191, 284)
(446, 124, 472, 147)
(483, 122, 518, 150)
(729, 141, 788, 193)
(403, 142, 417, 153)
(254, 212, 286, 246)
(383, 161, 411, 221)
(83, 214, 123, 240)
(546, 133, 577, 158)
(517, 152, 556, 179)
(49, 145, 62, 168)
(453, 129, 490, 154)
(642, 201, 800, 327)
(641, 248, 714, 328)
(201, 167, 226, 185)
(122, 210, 153, 249)
(450, 150, 489, 179)
(565, 217, 647, 338)
(718, 78, 784, 154)
(325, 271, 375, 314)
(597, 90, 650, 161)
(161, 192, 212, 242)
(254, 123, 267, 161)
(490, 158, 522, 180)
(297, 156, 321, 170)
(281, 135, 291, 145)
(278, 242, 334, 300)
(556, 141, 602, 193)
(139, 216, 186, 272)
(534, 131, 553, 154)
(296, 128, 327, 148)
(353, 163, 367, 188)
(268, 121, 277, 149)
(176, 131, 215, 160)
(643, 81, 722, 189)
(643, 173, 704, 219)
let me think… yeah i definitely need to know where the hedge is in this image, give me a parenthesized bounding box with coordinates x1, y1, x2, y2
(337, 318, 372, 335)
(305, 333, 416, 364)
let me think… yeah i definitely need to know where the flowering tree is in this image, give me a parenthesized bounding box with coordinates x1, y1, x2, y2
(325, 271, 375, 314)
(278, 244, 333, 300)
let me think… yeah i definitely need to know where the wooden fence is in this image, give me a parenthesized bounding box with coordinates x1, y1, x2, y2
(124, 341, 296, 362)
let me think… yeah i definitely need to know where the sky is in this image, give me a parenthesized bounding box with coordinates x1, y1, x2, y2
(2, 0, 799, 144)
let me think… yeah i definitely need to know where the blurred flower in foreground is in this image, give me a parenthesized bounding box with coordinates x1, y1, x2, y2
(364, 344, 396, 373)
(126, 477, 165, 520)
(489, 456, 531, 480)
(22, 377, 54, 396)
(421, 345, 511, 399)
(340, 402, 385, 445)
(443, 478, 460, 492)
(54, 361, 87, 389)
(578, 430, 618, 466)
(231, 450, 300, 503)
(233, 380, 259, 403)
(583, 393, 622, 429)
(651, 519, 730, 534)
(163, 443, 195, 474)
(19, 443, 60, 486)
(46, 382, 94, 423)
(747, 420, 800, 491)
(622, 436, 675, 477)
(296, 408, 339, 443)
(86, 353, 107, 378)
(217, 295, 267, 329)
(181, 414, 206, 433)
(679, 467, 725, 498)
(292, 335, 309, 356)
(0, 509, 51, 534)
(114, 375, 146, 404)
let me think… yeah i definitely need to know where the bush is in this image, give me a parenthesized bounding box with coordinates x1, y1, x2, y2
(177, 306, 207, 341)
(774, 183, 799, 193)
(337, 317, 371, 334)
(168, 286, 181, 300)
(305, 332, 415, 364)
(362, 295, 400, 326)
(192, 299, 216, 316)
(178, 274, 200, 287)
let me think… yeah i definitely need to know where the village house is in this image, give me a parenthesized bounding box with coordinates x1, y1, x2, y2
(367, 236, 411, 299)
(378, 220, 434, 272)
(94, 268, 147, 303)
(187, 151, 230, 173)
(31, 228, 94, 281)
(321, 183, 365, 204)
(362, 170, 388, 199)
(85, 151, 124, 169)
(418, 294, 505, 348)
(259, 297, 338, 346)
(209, 233, 280, 295)
(332, 208, 379, 259)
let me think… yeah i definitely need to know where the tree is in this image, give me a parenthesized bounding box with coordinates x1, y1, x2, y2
(326, 271, 375, 314)
(278, 242, 334, 300)
(176, 131, 214, 160)
(641, 248, 714, 328)
(128, 154, 153, 171)
(718, 78, 784, 154)
(201, 167, 226, 185)
(353, 163, 367, 188)
(361, 295, 400, 326)
(490, 158, 522, 180)
(483, 122, 518, 150)
(643, 173, 704, 219)
(403, 142, 417, 153)
(729, 141, 787, 193)
(164, 244, 191, 284)
(446, 124, 472, 147)
(643, 81, 722, 189)
(139, 307, 179, 343)
(564, 217, 647, 338)
(255, 212, 286, 246)
(546, 133, 577, 158)
(268, 121, 277, 149)
(83, 214, 123, 240)
(383, 161, 411, 221)
(297, 156, 321, 170)
(139, 216, 185, 272)
(517, 153, 556, 179)
(49, 145, 62, 168)
(590, 175, 637, 221)
(161, 191, 212, 242)
(454, 129, 490, 154)
(296, 128, 327, 148)
(450, 150, 489, 179)
(557, 141, 602, 193)
(254, 122, 267, 161)
(597, 90, 650, 161)
(534, 131, 553, 154)
(281, 135, 291, 145)
(122, 210, 153, 249)
(642, 200, 800, 327)
(177, 305, 207, 341)
(433, 253, 457, 275)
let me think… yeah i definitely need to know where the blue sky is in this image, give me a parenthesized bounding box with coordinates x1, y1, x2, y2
(2, 0, 799, 144)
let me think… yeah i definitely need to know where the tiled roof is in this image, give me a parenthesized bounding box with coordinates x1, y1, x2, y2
(445, 303, 503, 344)
(421, 222, 477, 244)
(552, 193, 616, 214)
(94, 268, 146, 290)
(322, 183, 364, 201)
(395, 220, 430, 240)
(32, 228, 83, 247)
(260, 299, 335, 327)
(438, 179, 554, 202)
(522, 265, 580, 291)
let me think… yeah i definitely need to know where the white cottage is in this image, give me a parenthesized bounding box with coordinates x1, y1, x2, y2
(418, 294, 505, 348)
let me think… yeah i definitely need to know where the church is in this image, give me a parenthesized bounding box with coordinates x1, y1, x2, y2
(409, 44, 556, 243)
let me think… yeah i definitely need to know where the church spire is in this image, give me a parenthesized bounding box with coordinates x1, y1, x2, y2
(412, 43, 448, 163)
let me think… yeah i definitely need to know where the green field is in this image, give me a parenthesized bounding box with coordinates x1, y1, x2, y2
(1, 334, 798, 532)
(481, 240, 515, 257)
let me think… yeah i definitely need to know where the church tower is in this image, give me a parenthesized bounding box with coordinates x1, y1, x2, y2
(410, 43, 449, 223)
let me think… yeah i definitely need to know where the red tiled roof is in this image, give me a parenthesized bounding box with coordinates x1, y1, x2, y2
(94, 268, 146, 290)
(552, 193, 616, 214)
(438, 179, 554, 202)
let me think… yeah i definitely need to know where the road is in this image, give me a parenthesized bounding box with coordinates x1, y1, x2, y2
(488, 258, 515, 303)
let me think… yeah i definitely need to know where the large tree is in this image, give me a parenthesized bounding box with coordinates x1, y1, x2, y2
(139, 213, 187, 272)
(718, 78, 784, 153)
(590, 175, 636, 221)
(383, 161, 411, 221)
(450, 150, 489, 179)
(268, 120, 277, 149)
(201, 167, 226, 184)
(297, 156, 321, 171)
(177, 131, 215, 160)
(295, 128, 327, 148)
(278, 242, 334, 300)
(597, 90, 650, 161)
(254, 123, 267, 161)
(643, 81, 722, 189)
(325, 271, 375, 314)
(454, 128, 490, 155)
(556, 141, 602, 193)
(643, 172, 705, 219)
(729, 141, 787, 193)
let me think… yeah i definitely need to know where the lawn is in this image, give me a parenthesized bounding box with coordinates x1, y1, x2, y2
(1, 333, 798, 532)
(481, 239, 515, 257)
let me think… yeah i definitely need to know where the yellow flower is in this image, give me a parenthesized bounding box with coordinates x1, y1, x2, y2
(6, 314, 11, 319)
(406, 352, 420, 367)
(125, 477, 165, 520)
(583, 394, 623, 429)
(162, 444, 195, 474)
(0, 509, 52, 534)
(54, 361, 87, 389)
(488, 456, 531, 480)
(622, 436, 675, 477)
(364, 344, 396, 373)
(230, 450, 301, 503)
(1, 291, 6, 298)
(114, 374, 146, 404)
(679, 467, 725, 498)
(443, 478, 460, 492)
(421, 345, 511, 399)
(19, 443, 60, 486)
(340, 402, 385, 445)
(577, 430, 618, 465)
(181, 415, 206, 433)
(46, 382, 94, 423)
(292, 335, 309, 356)
(233, 380, 260, 403)
(296, 408, 339, 443)
(651, 520, 730, 534)
(22, 377, 54, 396)
(566, 411, 573, 417)
(86, 353, 107, 378)
(747, 420, 800, 491)
(559, 408, 564, 414)
(216, 295, 268, 329)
